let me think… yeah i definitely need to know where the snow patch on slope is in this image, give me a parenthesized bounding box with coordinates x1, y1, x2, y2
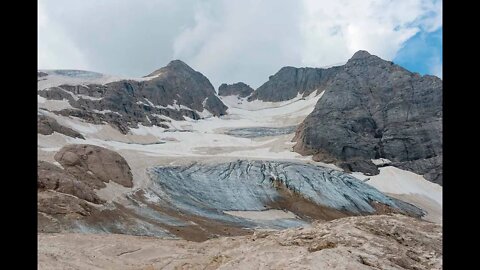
(364, 166, 442, 205)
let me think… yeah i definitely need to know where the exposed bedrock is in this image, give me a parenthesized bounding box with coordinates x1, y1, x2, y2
(54, 144, 134, 189)
(293, 51, 442, 184)
(218, 82, 254, 98)
(37, 114, 85, 139)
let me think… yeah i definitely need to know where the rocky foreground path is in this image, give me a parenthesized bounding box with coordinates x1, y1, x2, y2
(38, 214, 441, 270)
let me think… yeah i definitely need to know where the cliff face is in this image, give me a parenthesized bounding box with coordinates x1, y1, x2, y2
(293, 51, 442, 185)
(248, 66, 342, 102)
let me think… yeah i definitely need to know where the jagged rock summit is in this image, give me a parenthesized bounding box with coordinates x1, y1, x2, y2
(145, 59, 197, 77)
(349, 49, 372, 60)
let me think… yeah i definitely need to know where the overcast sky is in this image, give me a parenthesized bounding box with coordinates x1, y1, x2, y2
(38, 0, 442, 89)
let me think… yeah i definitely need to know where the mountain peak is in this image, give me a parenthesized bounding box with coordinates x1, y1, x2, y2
(145, 59, 194, 77)
(349, 50, 372, 60)
(166, 59, 192, 69)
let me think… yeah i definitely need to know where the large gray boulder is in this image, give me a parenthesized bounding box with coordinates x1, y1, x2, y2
(218, 82, 254, 98)
(293, 51, 442, 184)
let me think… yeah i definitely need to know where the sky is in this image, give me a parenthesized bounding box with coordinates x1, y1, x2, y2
(38, 0, 442, 89)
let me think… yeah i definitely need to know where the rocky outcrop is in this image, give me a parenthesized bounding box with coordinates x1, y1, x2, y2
(248, 66, 342, 102)
(37, 160, 104, 204)
(54, 144, 133, 189)
(293, 51, 442, 184)
(38, 114, 85, 139)
(218, 82, 254, 97)
(143, 60, 227, 116)
(38, 60, 227, 134)
(38, 145, 135, 233)
(38, 191, 99, 233)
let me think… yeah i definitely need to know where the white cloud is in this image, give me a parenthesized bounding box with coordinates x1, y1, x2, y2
(172, 0, 303, 88)
(38, 0, 442, 88)
(38, 1, 89, 70)
(299, 0, 442, 67)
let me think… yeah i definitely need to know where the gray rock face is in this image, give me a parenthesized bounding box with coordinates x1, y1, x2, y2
(143, 60, 227, 116)
(54, 144, 133, 189)
(293, 51, 442, 184)
(38, 60, 227, 134)
(218, 82, 254, 97)
(38, 114, 85, 139)
(248, 66, 342, 102)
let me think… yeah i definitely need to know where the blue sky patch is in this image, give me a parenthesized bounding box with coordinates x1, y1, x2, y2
(393, 28, 442, 78)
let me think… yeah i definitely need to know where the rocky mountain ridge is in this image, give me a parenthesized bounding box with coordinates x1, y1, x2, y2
(38, 60, 227, 134)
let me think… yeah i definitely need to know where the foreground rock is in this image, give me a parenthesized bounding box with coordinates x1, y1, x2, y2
(37, 161, 103, 204)
(293, 51, 442, 184)
(38, 144, 134, 233)
(218, 82, 254, 97)
(54, 144, 133, 189)
(38, 214, 442, 270)
(38, 60, 227, 134)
